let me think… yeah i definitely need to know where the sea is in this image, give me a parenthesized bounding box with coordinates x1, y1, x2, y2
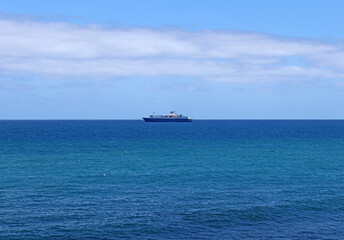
(1, 120, 344, 239)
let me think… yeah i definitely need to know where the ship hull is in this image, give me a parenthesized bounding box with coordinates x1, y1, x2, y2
(143, 117, 192, 122)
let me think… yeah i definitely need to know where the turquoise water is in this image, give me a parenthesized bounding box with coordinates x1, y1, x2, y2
(1, 120, 344, 239)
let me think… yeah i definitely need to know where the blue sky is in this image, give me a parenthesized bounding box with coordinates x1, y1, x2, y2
(1, 0, 344, 119)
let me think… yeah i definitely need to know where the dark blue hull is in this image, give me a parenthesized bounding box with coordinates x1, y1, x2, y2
(143, 117, 192, 122)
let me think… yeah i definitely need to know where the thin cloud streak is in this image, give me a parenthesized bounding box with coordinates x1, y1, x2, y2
(0, 19, 343, 82)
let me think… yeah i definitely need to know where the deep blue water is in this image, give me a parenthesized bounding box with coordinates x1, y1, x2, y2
(1, 120, 344, 239)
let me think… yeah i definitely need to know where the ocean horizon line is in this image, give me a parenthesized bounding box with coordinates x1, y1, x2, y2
(1, 119, 344, 121)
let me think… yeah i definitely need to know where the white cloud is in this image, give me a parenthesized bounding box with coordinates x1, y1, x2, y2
(0, 19, 343, 82)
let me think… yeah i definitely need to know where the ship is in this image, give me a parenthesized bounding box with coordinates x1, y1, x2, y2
(143, 111, 192, 122)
